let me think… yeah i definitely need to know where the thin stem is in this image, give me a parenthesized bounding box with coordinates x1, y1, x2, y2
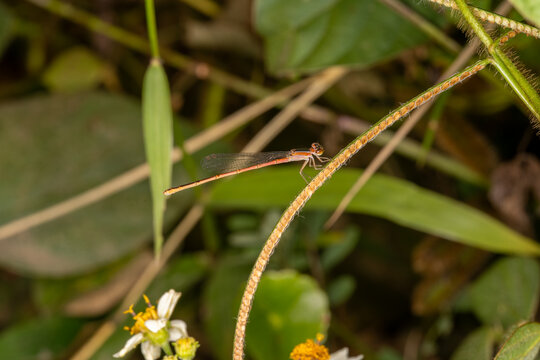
(243, 67, 348, 152)
(28, 0, 150, 52)
(323, 22, 496, 228)
(454, 0, 492, 45)
(25, 0, 269, 99)
(453, 0, 540, 121)
(26, 0, 537, 119)
(161, 342, 173, 356)
(232, 60, 489, 360)
(336, 116, 487, 186)
(428, 0, 540, 39)
(144, 0, 160, 58)
(303, 109, 487, 185)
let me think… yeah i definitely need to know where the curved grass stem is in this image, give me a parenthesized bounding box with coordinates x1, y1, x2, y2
(232, 59, 489, 360)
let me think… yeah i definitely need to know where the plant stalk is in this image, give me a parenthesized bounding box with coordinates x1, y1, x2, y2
(144, 0, 160, 58)
(453, 0, 540, 121)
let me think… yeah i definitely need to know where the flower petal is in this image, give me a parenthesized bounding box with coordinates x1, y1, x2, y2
(145, 319, 168, 333)
(330, 348, 363, 360)
(168, 319, 188, 341)
(113, 333, 144, 358)
(157, 289, 182, 319)
(141, 340, 162, 360)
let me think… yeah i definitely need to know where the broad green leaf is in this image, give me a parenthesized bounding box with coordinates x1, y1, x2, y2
(0, 316, 84, 360)
(42, 47, 105, 92)
(142, 61, 173, 256)
(468, 257, 540, 328)
(0, 3, 15, 58)
(450, 327, 494, 360)
(246, 270, 330, 360)
(0, 92, 191, 276)
(495, 322, 540, 360)
(509, 0, 540, 27)
(208, 167, 540, 255)
(255, 0, 427, 75)
(202, 253, 254, 360)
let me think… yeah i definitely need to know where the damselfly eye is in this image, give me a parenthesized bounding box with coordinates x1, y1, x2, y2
(311, 142, 324, 155)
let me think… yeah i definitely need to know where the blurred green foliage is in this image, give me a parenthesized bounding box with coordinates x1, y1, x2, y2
(0, 0, 539, 359)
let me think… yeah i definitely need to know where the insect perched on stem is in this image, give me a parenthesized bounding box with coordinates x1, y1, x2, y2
(164, 142, 330, 196)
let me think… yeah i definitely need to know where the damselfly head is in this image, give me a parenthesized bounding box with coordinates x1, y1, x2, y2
(310, 142, 324, 155)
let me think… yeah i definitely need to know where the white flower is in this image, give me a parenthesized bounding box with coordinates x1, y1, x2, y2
(113, 333, 145, 358)
(330, 348, 364, 360)
(113, 289, 188, 360)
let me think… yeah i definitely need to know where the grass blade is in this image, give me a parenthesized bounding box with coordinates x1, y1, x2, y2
(142, 59, 173, 257)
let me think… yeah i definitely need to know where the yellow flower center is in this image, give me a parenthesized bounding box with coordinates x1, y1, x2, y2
(173, 337, 200, 360)
(290, 334, 330, 360)
(122, 295, 159, 335)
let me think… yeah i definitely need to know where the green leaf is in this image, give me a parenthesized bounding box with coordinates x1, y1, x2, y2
(254, 0, 427, 75)
(202, 253, 254, 360)
(42, 47, 105, 92)
(247, 270, 330, 360)
(0, 92, 191, 276)
(0, 316, 84, 360)
(142, 60, 174, 256)
(208, 167, 540, 255)
(508, 0, 540, 27)
(468, 257, 540, 328)
(450, 327, 494, 360)
(495, 322, 540, 360)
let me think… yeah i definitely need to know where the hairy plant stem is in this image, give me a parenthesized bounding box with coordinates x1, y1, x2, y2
(453, 0, 540, 122)
(232, 60, 490, 360)
(428, 0, 540, 38)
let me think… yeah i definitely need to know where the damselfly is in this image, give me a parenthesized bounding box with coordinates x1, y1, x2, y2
(164, 142, 329, 196)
